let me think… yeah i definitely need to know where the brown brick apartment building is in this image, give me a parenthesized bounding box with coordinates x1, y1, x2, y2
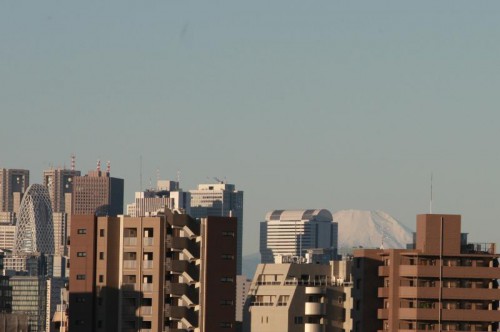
(69, 209, 237, 332)
(353, 214, 500, 332)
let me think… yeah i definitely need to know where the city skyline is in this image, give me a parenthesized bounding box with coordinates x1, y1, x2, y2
(3, 1, 500, 256)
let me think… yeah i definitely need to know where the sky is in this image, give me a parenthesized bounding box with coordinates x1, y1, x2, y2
(2, 1, 500, 255)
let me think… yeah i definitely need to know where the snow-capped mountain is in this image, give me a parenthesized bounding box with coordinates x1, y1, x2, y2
(333, 210, 413, 249)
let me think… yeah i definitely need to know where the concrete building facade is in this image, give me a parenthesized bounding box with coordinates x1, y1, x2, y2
(246, 257, 353, 332)
(260, 209, 338, 264)
(69, 209, 238, 332)
(72, 169, 124, 217)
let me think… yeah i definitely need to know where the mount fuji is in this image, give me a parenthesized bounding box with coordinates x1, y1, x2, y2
(333, 209, 413, 249)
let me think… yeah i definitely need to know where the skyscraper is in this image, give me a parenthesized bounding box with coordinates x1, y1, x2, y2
(190, 182, 243, 274)
(43, 167, 81, 214)
(72, 167, 124, 217)
(0, 168, 29, 215)
(260, 209, 338, 263)
(15, 184, 54, 255)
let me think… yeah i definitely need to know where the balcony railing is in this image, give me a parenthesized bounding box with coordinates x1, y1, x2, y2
(124, 237, 137, 246)
(143, 237, 154, 246)
(123, 260, 137, 269)
(142, 283, 153, 292)
(143, 260, 153, 269)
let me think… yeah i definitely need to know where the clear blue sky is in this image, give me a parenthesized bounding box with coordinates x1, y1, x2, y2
(2, 1, 500, 255)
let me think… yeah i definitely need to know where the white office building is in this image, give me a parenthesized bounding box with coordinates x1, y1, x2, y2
(260, 209, 338, 263)
(126, 180, 191, 217)
(189, 182, 243, 274)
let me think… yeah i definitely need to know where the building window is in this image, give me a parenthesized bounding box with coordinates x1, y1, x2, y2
(99, 252, 104, 260)
(77, 252, 87, 257)
(76, 274, 86, 280)
(99, 275, 104, 283)
(220, 300, 234, 306)
(76, 297, 86, 303)
(294, 316, 303, 324)
(356, 279, 361, 290)
(220, 277, 234, 283)
(221, 254, 234, 260)
(100, 229, 105, 237)
(75, 320, 85, 326)
(219, 322, 233, 328)
(222, 231, 235, 237)
(77, 229, 87, 234)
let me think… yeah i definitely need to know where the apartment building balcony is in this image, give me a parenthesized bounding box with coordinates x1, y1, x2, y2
(123, 260, 137, 269)
(164, 304, 198, 327)
(305, 302, 326, 316)
(398, 286, 500, 300)
(399, 265, 500, 279)
(304, 323, 324, 332)
(378, 287, 389, 298)
(122, 283, 141, 292)
(379, 265, 390, 276)
(166, 236, 200, 258)
(123, 237, 138, 246)
(143, 237, 154, 246)
(143, 260, 153, 269)
(398, 308, 500, 321)
(165, 281, 199, 304)
(305, 286, 326, 295)
(140, 306, 153, 316)
(165, 258, 199, 281)
(378, 309, 388, 320)
(142, 283, 154, 292)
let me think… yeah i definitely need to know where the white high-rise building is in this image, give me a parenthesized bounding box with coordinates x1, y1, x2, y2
(189, 182, 243, 274)
(15, 184, 55, 255)
(126, 180, 191, 217)
(260, 209, 338, 263)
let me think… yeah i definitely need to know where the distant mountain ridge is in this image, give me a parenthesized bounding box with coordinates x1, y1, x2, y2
(333, 209, 413, 249)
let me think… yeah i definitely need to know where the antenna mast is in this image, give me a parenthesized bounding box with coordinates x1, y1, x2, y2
(140, 156, 143, 191)
(71, 154, 76, 171)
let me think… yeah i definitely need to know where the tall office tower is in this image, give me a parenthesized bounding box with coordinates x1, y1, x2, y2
(15, 184, 55, 255)
(68, 210, 238, 332)
(72, 166, 124, 217)
(52, 212, 67, 256)
(260, 209, 338, 264)
(353, 214, 500, 332)
(0, 222, 16, 250)
(190, 182, 243, 274)
(246, 253, 353, 332)
(0, 168, 29, 215)
(43, 167, 81, 214)
(10, 275, 48, 332)
(126, 180, 191, 217)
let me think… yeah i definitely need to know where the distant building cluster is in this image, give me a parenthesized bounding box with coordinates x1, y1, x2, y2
(1, 160, 500, 332)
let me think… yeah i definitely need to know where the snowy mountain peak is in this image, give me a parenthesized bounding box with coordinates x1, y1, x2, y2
(333, 209, 413, 249)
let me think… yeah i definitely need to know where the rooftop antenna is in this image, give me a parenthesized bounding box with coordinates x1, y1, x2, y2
(177, 170, 181, 183)
(106, 161, 110, 175)
(213, 177, 224, 184)
(97, 159, 101, 172)
(156, 168, 160, 183)
(430, 172, 433, 214)
(140, 156, 143, 191)
(71, 154, 76, 171)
